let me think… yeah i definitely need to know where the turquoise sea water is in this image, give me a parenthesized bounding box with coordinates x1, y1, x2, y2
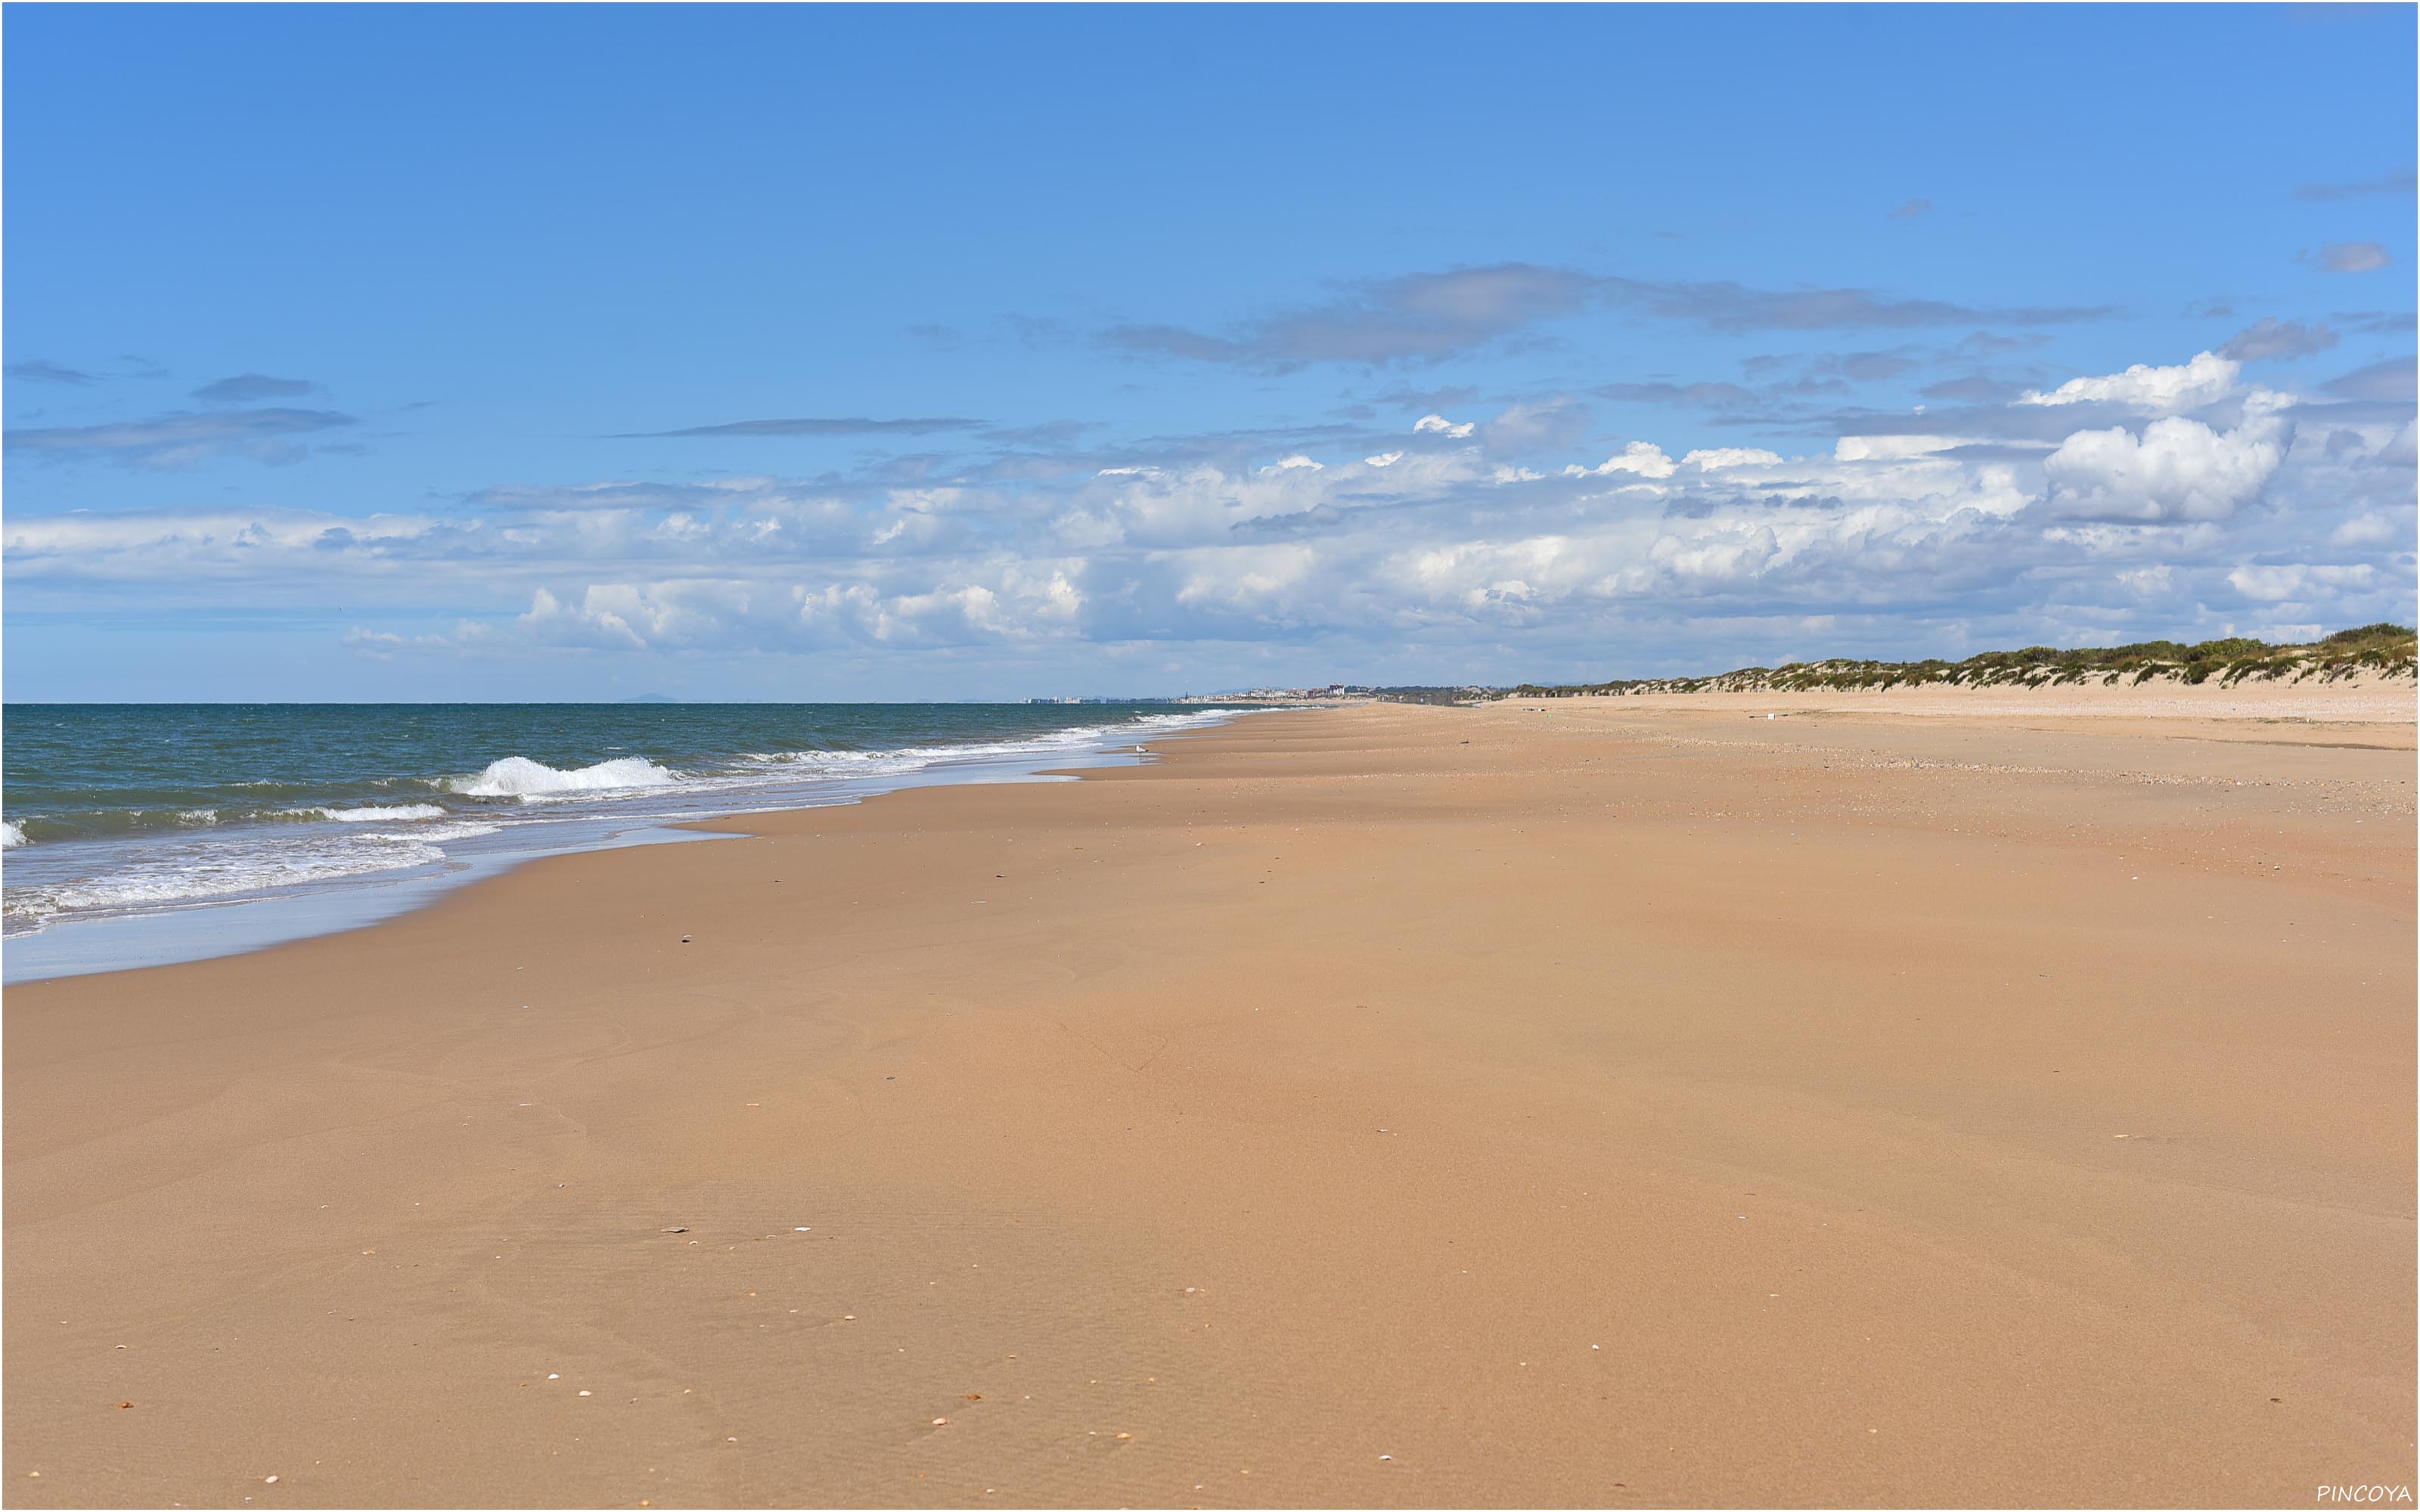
(2, 702, 1245, 978)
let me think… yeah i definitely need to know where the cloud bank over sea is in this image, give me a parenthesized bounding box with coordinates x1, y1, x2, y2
(10, 341, 2411, 689)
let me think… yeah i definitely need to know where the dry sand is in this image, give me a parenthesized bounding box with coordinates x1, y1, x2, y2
(6, 692, 2415, 1507)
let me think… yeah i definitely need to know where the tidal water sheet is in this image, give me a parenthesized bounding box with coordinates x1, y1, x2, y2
(0, 702, 1248, 982)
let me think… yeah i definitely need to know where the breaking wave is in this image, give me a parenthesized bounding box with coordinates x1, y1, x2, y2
(444, 756, 681, 799)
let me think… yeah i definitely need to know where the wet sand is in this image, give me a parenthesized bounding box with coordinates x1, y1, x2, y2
(6, 692, 2415, 1507)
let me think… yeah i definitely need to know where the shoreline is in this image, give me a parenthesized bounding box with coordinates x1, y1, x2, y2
(6, 693, 2412, 1505)
(1, 708, 1254, 985)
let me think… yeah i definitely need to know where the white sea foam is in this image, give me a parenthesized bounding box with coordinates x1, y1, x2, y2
(367, 820, 501, 843)
(445, 755, 680, 799)
(313, 804, 448, 823)
(4, 832, 452, 922)
(0, 821, 24, 850)
(731, 712, 1228, 781)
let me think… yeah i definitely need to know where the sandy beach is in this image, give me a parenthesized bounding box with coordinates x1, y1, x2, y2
(6, 692, 2414, 1507)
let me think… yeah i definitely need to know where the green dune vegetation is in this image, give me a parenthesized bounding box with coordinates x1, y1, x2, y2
(1510, 623, 2418, 699)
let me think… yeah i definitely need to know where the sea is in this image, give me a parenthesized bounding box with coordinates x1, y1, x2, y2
(0, 702, 1252, 983)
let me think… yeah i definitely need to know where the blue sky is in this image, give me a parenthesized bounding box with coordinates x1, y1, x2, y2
(6, 4, 2413, 700)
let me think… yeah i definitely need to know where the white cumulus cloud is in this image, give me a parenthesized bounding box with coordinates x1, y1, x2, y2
(2226, 562, 2378, 603)
(1681, 448, 1784, 472)
(2043, 407, 2291, 522)
(2019, 351, 2241, 414)
(1567, 442, 1678, 479)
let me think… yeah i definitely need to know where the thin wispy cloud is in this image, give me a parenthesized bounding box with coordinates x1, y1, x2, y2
(2323, 356, 2418, 404)
(616, 416, 989, 438)
(1888, 198, 1934, 219)
(1597, 346, 1972, 423)
(1106, 264, 1602, 370)
(6, 358, 97, 386)
(982, 419, 1102, 448)
(1595, 379, 1764, 412)
(1106, 263, 2115, 371)
(2293, 169, 2416, 201)
(193, 373, 318, 404)
(2333, 309, 2418, 336)
(1375, 383, 1481, 414)
(5, 407, 358, 467)
(2220, 318, 2339, 361)
(1607, 277, 2114, 333)
(2307, 240, 2394, 273)
(1820, 351, 1922, 383)
(1919, 374, 2024, 404)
